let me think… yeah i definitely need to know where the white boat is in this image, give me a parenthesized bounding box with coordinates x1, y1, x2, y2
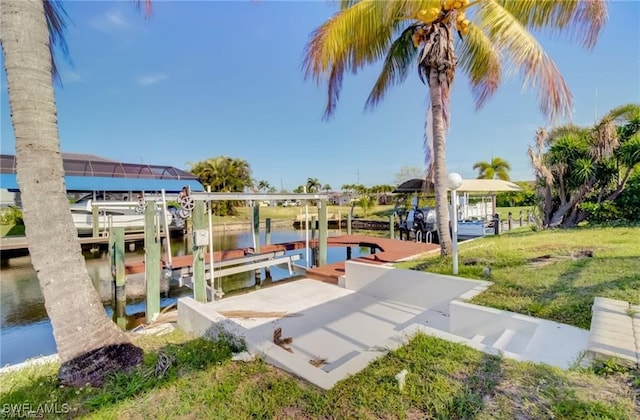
(70, 193, 177, 235)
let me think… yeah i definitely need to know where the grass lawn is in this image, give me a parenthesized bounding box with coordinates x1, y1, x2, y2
(398, 225, 640, 330)
(2, 225, 639, 417)
(1, 329, 637, 419)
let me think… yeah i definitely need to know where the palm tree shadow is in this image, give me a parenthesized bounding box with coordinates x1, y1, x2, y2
(0, 329, 241, 417)
(448, 352, 505, 417)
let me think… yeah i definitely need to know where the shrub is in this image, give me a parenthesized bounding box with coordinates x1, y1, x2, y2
(0, 206, 23, 225)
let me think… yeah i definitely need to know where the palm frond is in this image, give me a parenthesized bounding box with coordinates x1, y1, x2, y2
(477, 0, 572, 122)
(303, 1, 401, 118)
(497, 0, 607, 49)
(365, 25, 419, 109)
(456, 23, 502, 109)
(43, 0, 70, 84)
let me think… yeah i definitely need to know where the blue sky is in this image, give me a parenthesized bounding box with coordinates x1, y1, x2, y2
(1, 1, 639, 191)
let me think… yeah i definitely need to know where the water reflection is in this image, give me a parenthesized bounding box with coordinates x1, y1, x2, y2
(0, 229, 373, 365)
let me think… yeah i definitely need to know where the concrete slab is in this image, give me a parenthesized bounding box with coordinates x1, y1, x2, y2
(178, 262, 596, 389)
(588, 297, 639, 368)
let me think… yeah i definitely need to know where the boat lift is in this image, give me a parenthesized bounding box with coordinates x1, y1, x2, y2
(134, 189, 331, 320)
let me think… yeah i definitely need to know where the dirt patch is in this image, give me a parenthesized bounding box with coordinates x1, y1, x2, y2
(527, 249, 594, 268)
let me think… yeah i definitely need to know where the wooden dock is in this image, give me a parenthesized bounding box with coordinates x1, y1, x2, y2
(306, 235, 439, 284)
(124, 234, 439, 283)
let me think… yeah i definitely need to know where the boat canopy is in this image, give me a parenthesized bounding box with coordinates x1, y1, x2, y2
(0, 154, 204, 192)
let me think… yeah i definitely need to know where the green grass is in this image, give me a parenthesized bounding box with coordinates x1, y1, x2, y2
(397, 225, 640, 329)
(1, 330, 636, 419)
(0, 223, 24, 237)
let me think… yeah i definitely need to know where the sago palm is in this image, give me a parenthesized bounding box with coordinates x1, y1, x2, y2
(473, 157, 511, 180)
(304, 0, 607, 255)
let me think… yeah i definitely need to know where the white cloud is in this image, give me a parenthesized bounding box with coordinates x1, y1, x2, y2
(91, 10, 129, 32)
(137, 74, 168, 87)
(62, 71, 81, 82)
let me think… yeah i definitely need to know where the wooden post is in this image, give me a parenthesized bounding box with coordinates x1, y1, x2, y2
(265, 217, 272, 280)
(347, 247, 352, 260)
(92, 204, 99, 238)
(318, 200, 328, 267)
(389, 214, 394, 239)
(192, 201, 207, 303)
(145, 203, 161, 323)
(252, 204, 261, 285)
(110, 227, 127, 330)
(347, 213, 352, 235)
(508, 212, 513, 230)
(519, 211, 523, 227)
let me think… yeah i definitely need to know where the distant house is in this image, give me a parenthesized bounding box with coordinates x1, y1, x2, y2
(328, 192, 358, 206)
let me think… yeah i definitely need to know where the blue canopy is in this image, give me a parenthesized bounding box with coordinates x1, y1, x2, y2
(0, 154, 204, 193)
(0, 173, 203, 193)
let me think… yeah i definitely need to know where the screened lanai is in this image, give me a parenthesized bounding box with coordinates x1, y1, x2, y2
(0, 153, 204, 193)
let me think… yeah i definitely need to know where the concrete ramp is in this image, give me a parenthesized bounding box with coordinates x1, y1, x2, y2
(177, 261, 592, 389)
(178, 263, 492, 389)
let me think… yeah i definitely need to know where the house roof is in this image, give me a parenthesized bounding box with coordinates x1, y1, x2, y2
(0, 154, 204, 193)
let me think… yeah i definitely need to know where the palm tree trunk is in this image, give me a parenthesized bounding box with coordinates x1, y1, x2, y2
(429, 69, 452, 255)
(1, 0, 142, 386)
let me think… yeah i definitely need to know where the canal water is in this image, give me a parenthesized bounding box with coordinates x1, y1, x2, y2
(0, 229, 372, 366)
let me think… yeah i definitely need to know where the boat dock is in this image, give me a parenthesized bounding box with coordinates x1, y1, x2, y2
(123, 234, 439, 282)
(0, 233, 155, 262)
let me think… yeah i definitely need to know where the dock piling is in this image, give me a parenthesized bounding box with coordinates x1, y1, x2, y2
(265, 218, 272, 280)
(318, 200, 327, 267)
(192, 201, 207, 303)
(110, 227, 127, 330)
(145, 202, 161, 323)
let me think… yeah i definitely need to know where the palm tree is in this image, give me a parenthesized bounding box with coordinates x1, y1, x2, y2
(0, 0, 151, 386)
(472, 157, 511, 180)
(306, 177, 321, 193)
(322, 183, 332, 193)
(257, 180, 271, 192)
(304, 0, 606, 255)
(190, 156, 253, 215)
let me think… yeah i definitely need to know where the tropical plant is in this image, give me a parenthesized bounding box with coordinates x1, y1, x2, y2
(472, 157, 511, 180)
(293, 185, 305, 194)
(304, 0, 607, 255)
(495, 181, 536, 207)
(358, 194, 375, 216)
(306, 177, 321, 193)
(322, 183, 332, 193)
(0, 0, 151, 386)
(256, 180, 271, 192)
(528, 104, 640, 227)
(190, 156, 253, 215)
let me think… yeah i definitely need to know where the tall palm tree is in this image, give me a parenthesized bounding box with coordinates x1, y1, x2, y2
(323, 183, 332, 193)
(0, 0, 151, 386)
(257, 180, 271, 192)
(304, 0, 607, 255)
(306, 177, 321, 193)
(473, 157, 511, 180)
